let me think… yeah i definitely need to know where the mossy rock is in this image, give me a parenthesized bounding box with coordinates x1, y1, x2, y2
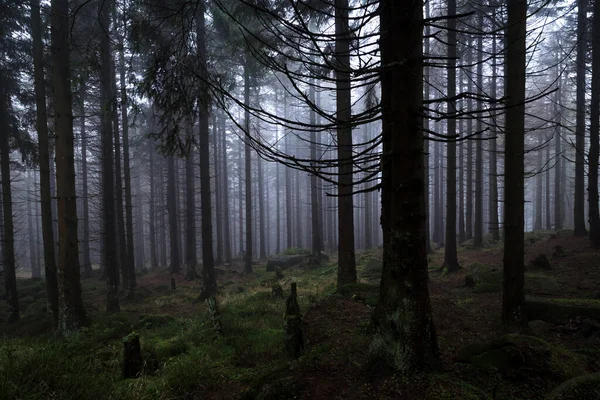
(546, 373, 600, 400)
(457, 334, 586, 380)
(426, 375, 491, 400)
(360, 258, 383, 282)
(468, 263, 502, 293)
(137, 314, 175, 329)
(526, 274, 561, 294)
(525, 297, 600, 322)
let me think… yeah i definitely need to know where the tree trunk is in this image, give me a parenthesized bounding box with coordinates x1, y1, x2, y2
(372, 0, 440, 373)
(489, 23, 500, 241)
(257, 132, 267, 260)
(474, 13, 484, 247)
(185, 130, 197, 279)
(535, 134, 543, 231)
(31, 0, 58, 323)
(424, 1, 432, 253)
(545, 134, 552, 230)
(52, 0, 87, 331)
(111, 60, 128, 290)
(213, 115, 223, 265)
(589, 0, 600, 247)
(167, 154, 180, 273)
(79, 85, 92, 278)
(149, 141, 157, 269)
(28, 171, 40, 278)
(119, 23, 136, 289)
(100, 0, 119, 313)
(574, 0, 588, 236)
(0, 80, 19, 323)
(443, 0, 460, 271)
(243, 53, 254, 273)
(159, 163, 167, 267)
(196, 2, 217, 296)
(220, 113, 232, 263)
(466, 43, 474, 240)
(310, 81, 324, 258)
(554, 75, 562, 231)
(335, 0, 356, 288)
(502, 0, 527, 329)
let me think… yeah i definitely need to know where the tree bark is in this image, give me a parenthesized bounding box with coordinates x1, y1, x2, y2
(0, 79, 19, 323)
(489, 21, 500, 241)
(28, 171, 40, 278)
(554, 74, 562, 231)
(589, 0, 600, 247)
(220, 113, 232, 263)
(335, 0, 357, 288)
(502, 0, 527, 329)
(185, 129, 197, 278)
(372, 0, 440, 373)
(31, 0, 58, 323)
(167, 154, 180, 273)
(574, 0, 588, 236)
(443, 0, 460, 271)
(535, 134, 543, 231)
(119, 22, 136, 289)
(100, 0, 119, 312)
(149, 140, 157, 269)
(52, 0, 87, 331)
(196, 2, 217, 296)
(244, 51, 253, 273)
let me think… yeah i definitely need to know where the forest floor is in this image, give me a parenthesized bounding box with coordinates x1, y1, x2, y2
(1, 231, 600, 400)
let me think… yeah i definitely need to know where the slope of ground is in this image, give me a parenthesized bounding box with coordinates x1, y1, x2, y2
(0, 233, 599, 399)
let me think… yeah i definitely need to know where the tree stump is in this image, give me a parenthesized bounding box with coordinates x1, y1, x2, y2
(528, 254, 552, 271)
(284, 282, 304, 359)
(123, 333, 143, 379)
(171, 277, 176, 291)
(272, 284, 284, 299)
(207, 296, 223, 335)
(465, 275, 475, 288)
(275, 266, 285, 280)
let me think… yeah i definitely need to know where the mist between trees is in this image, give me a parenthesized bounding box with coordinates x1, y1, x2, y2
(0, 0, 599, 383)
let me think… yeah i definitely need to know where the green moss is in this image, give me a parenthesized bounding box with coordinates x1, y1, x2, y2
(550, 298, 600, 306)
(546, 373, 600, 400)
(426, 375, 491, 400)
(457, 335, 586, 380)
(280, 247, 311, 256)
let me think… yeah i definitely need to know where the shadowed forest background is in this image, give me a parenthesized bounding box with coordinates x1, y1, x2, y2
(1, 0, 600, 399)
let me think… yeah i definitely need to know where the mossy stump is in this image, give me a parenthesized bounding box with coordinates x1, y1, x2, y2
(284, 282, 304, 359)
(275, 266, 285, 280)
(123, 333, 143, 379)
(271, 284, 284, 299)
(207, 296, 223, 335)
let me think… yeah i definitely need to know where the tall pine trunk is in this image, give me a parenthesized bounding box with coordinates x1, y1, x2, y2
(502, 0, 527, 328)
(119, 24, 135, 289)
(52, 0, 86, 331)
(197, 2, 217, 295)
(372, 0, 440, 372)
(589, 0, 600, 247)
(574, 0, 588, 236)
(0, 80, 19, 323)
(474, 13, 484, 247)
(443, 0, 460, 271)
(31, 0, 58, 323)
(100, 0, 119, 312)
(335, 0, 356, 288)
